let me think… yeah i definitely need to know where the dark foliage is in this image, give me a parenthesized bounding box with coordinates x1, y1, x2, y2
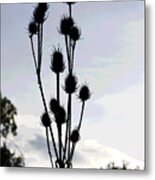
(0, 94, 17, 138)
(0, 93, 25, 167)
(0, 143, 24, 167)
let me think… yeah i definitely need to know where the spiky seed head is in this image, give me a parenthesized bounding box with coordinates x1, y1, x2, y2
(70, 129, 80, 143)
(51, 48, 65, 73)
(49, 98, 59, 113)
(66, 2, 76, 6)
(41, 112, 51, 127)
(59, 16, 74, 35)
(38, 3, 49, 13)
(70, 26, 81, 41)
(54, 106, 66, 125)
(64, 73, 78, 94)
(33, 3, 48, 24)
(28, 21, 38, 36)
(79, 85, 91, 101)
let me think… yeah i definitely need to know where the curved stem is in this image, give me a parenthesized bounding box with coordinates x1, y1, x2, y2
(37, 75, 48, 113)
(78, 101, 85, 130)
(37, 23, 41, 74)
(29, 36, 37, 71)
(45, 127, 54, 168)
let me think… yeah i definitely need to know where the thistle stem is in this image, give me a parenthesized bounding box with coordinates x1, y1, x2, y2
(69, 142, 75, 164)
(45, 127, 54, 168)
(67, 93, 72, 161)
(49, 125, 59, 161)
(37, 75, 48, 113)
(37, 23, 41, 74)
(65, 35, 71, 72)
(71, 41, 76, 71)
(63, 93, 71, 162)
(40, 23, 43, 71)
(56, 73, 60, 104)
(58, 124, 62, 165)
(69, 101, 85, 165)
(78, 101, 85, 130)
(29, 36, 37, 71)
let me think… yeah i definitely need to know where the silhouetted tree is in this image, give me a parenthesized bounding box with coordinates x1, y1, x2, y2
(28, 2, 91, 168)
(0, 93, 25, 167)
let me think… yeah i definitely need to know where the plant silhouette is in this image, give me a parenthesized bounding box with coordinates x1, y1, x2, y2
(28, 2, 91, 168)
(0, 93, 25, 167)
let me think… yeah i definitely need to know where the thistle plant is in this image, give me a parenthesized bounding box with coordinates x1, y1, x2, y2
(28, 2, 91, 168)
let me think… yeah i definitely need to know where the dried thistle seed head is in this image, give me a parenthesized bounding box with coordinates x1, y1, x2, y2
(38, 3, 49, 13)
(70, 26, 81, 41)
(70, 129, 80, 143)
(28, 21, 38, 36)
(66, 2, 76, 6)
(64, 73, 78, 94)
(79, 85, 91, 101)
(49, 98, 59, 113)
(33, 3, 48, 24)
(54, 106, 66, 125)
(51, 48, 65, 73)
(59, 16, 74, 35)
(41, 112, 51, 127)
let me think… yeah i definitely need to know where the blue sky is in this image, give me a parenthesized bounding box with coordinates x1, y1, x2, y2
(1, 1, 144, 169)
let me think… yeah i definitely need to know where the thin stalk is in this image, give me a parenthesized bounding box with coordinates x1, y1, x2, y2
(49, 125, 59, 161)
(67, 94, 72, 160)
(57, 124, 62, 163)
(71, 41, 76, 71)
(68, 102, 85, 164)
(56, 73, 60, 104)
(65, 35, 71, 72)
(45, 127, 54, 168)
(69, 142, 75, 164)
(37, 23, 41, 73)
(63, 93, 71, 161)
(78, 101, 85, 130)
(29, 36, 37, 71)
(37, 75, 48, 113)
(69, 102, 85, 165)
(69, 3, 72, 72)
(56, 72, 63, 165)
(69, 4, 72, 18)
(40, 23, 43, 71)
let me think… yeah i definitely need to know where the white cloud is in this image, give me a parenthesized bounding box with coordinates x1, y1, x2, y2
(11, 101, 144, 169)
(73, 139, 144, 169)
(80, 81, 144, 162)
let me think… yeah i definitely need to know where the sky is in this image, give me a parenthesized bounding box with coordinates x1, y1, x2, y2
(1, 0, 144, 169)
